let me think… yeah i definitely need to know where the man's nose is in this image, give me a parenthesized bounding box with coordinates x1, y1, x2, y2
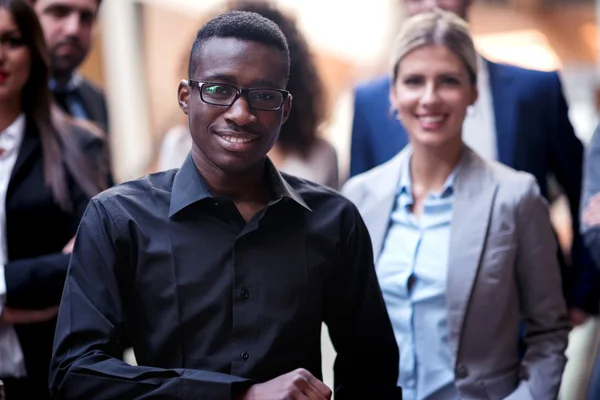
(224, 96, 258, 127)
(63, 13, 83, 36)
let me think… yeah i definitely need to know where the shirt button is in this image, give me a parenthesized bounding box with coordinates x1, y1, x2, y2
(455, 364, 468, 379)
(240, 289, 249, 299)
(240, 351, 249, 361)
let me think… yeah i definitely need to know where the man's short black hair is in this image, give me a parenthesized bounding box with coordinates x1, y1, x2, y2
(188, 11, 290, 83)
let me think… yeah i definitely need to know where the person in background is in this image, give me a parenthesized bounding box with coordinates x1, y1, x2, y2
(0, 1, 109, 398)
(158, 0, 339, 189)
(581, 123, 600, 400)
(582, 124, 600, 269)
(349, 0, 598, 327)
(50, 11, 401, 399)
(30, 0, 109, 134)
(343, 9, 569, 399)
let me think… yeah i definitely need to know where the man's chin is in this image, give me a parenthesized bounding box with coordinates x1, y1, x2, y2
(51, 56, 85, 78)
(209, 153, 268, 176)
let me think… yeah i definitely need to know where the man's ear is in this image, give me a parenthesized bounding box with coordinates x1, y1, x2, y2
(178, 80, 191, 114)
(281, 94, 293, 124)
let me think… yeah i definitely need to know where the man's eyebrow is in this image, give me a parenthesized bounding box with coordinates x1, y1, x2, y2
(201, 74, 237, 84)
(198, 75, 282, 89)
(248, 79, 281, 89)
(43, 3, 96, 15)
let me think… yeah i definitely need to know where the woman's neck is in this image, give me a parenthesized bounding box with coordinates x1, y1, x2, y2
(409, 140, 464, 195)
(0, 100, 22, 134)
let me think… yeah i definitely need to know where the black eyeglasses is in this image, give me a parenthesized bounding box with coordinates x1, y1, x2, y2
(188, 80, 290, 111)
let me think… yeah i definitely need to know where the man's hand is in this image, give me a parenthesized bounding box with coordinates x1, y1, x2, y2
(583, 193, 600, 227)
(239, 368, 332, 400)
(0, 306, 59, 325)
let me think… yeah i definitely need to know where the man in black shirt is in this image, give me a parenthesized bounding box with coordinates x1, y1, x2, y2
(49, 10, 401, 400)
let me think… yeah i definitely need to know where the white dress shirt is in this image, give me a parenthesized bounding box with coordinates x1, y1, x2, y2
(0, 113, 27, 378)
(461, 58, 497, 161)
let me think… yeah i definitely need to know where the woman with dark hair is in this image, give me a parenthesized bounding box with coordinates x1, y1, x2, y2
(158, 0, 339, 189)
(0, 0, 109, 398)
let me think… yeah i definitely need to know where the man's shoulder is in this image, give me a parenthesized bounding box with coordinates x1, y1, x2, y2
(93, 170, 178, 209)
(282, 173, 358, 215)
(78, 77, 106, 96)
(354, 74, 392, 99)
(489, 61, 561, 91)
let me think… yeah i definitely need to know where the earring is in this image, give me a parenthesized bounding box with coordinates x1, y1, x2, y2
(466, 105, 476, 117)
(389, 107, 402, 122)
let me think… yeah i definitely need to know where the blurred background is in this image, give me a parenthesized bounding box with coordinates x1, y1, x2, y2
(83, 0, 599, 398)
(84, 0, 599, 183)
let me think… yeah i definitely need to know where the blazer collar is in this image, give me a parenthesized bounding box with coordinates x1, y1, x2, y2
(446, 148, 499, 362)
(10, 117, 40, 184)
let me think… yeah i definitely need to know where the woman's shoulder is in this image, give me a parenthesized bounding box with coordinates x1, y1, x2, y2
(484, 159, 542, 205)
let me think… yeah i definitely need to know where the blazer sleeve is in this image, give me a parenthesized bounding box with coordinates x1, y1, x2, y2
(349, 88, 375, 178)
(4, 191, 90, 309)
(545, 73, 600, 313)
(50, 199, 253, 399)
(5, 134, 104, 309)
(516, 176, 570, 398)
(581, 126, 600, 269)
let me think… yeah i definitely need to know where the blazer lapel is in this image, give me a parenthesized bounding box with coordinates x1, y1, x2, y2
(446, 148, 498, 358)
(78, 82, 107, 132)
(488, 60, 517, 167)
(360, 148, 409, 263)
(10, 119, 39, 184)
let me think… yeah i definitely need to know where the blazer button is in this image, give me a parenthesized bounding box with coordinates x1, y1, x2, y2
(240, 289, 249, 299)
(240, 351, 249, 361)
(455, 364, 468, 379)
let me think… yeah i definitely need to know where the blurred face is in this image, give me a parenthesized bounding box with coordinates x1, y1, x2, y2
(0, 8, 31, 105)
(403, 0, 471, 19)
(33, 0, 98, 79)
(178, 37, 291, 174)
(390, 44, 477, 150)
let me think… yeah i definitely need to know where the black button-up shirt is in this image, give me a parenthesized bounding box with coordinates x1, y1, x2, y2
(50, 156, 401, 399)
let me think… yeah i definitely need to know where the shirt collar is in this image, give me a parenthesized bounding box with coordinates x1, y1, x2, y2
(169, 154, 311, 217)
(0, 113, 26, 157)
(49, 74, 83, 93)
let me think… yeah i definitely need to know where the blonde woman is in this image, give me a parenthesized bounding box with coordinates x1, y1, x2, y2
(342, 9, 569, 400)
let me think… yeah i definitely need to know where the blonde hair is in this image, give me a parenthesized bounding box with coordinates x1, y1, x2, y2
(391, 9, 477, 84)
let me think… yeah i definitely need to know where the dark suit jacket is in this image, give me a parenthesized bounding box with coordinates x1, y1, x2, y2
(350, 60, 600, 313)
(76, 78, 109, 135)
(3, 118, 105, 399)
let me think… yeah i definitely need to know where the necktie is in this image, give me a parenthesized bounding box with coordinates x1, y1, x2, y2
(53, 88, 89, 120)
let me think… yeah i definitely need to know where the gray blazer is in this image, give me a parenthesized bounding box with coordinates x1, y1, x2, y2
(342, 146, 569, 400)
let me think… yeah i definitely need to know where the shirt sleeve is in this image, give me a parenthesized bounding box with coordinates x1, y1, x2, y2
(324, 203, 402, 399)
(50, 198, 252, 399)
